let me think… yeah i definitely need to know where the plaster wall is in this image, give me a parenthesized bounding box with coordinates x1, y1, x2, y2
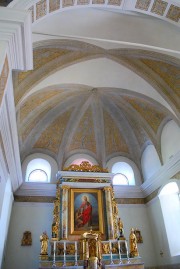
(4, 201, 158, 269)
(32, 8, 180, 57)
(118, 204, 157, 267)
(141, 145, 162, 182)
(30, 58, 172, 113)
(3, 202, 53, 269)
(0, 162, 6, 216)
(161, 120, 180, 164)
(146, 197, 180, 266)
(0, 179, 13, 269)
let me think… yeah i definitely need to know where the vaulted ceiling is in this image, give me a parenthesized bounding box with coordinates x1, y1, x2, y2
(10, 0, 180, 173)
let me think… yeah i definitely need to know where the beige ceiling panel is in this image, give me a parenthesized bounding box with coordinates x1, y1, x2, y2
(68, 107, 97, 154)
(124, 96, 166, 133)
(33, 110, 72, 153)
(103, 109, 129, 156)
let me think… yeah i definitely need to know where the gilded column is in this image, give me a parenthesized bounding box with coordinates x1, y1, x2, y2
(51, 183, 60, 240)
(103, 186, 114, 239)
(111, 188, 119, 239)
(61, 185, 70, 239)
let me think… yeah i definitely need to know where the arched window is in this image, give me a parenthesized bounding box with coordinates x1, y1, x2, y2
(25, 158, 51, 182)
(111, 161, 135, 185)
(112, 173, 129, 185)
(159, 182, 180, 256)
(28, 169, 48, 182)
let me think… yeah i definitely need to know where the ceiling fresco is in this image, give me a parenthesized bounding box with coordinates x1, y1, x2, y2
(11, 12, 179, 171)
(14, 52, 177, 171)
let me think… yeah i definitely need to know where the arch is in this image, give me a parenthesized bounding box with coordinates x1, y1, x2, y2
(141, 144, 162, 182)
(63, 153, 98, 169)
(106, 156, 141, 185)
(161, 120, 180, 164)
(112, 173, 129, 186)
(22, 153, 58, 183)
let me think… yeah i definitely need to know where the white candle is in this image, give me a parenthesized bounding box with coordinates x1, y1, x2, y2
(64, 241, 66, 250)
(54, 241, 56, 252)
(75, 241, 77, 251)
(109, 241, 112, 251)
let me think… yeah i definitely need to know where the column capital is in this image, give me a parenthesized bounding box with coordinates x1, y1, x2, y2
(103, 186, 112, 192)
(61, 185, 70, 190)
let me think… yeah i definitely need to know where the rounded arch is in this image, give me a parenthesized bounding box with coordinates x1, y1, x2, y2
(63, 153, 98, 169)
(22, 153, 58, 183)
(141, 144, 162, 182)
(161, 120, 180, 164)
(106, 156, 142, 185)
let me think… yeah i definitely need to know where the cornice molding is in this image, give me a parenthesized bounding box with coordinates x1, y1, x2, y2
(0, 7, 33, 71)
(141, 151, 180, 196)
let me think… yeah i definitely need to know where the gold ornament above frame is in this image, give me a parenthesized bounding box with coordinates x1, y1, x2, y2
(70, 188, 104, 235)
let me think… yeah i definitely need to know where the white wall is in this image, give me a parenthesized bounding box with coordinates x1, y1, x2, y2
(161, 120, 180, 164)
(0, 178, 13, 269)
(3, 202, 53, 269)
(147, 198, 180, 266)
(118, 204, 157, 267)
(141, 145, 161, 182)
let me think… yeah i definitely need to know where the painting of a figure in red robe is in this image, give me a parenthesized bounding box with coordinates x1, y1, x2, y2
(71, 189, 103, 233)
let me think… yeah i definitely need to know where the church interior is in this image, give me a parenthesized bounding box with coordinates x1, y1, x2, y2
(0, 0, 180, 268)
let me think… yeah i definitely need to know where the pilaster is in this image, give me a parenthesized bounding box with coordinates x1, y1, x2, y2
(0, 7, 33, 191)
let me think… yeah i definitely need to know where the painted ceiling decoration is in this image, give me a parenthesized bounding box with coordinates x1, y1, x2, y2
(6, 0, 178, 174)
(7, 0, 180, 25)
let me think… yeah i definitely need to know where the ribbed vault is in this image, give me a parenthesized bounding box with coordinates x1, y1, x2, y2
(13, 39, 179, 174)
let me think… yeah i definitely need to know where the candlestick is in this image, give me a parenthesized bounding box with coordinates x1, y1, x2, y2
(75, 241, 78, 266)
(109, 241, 114, 265)
(52, 241, 56, 268)
(54, 241, 56, 252)
(63, 242, 66, 267)
(118, 240, 122, 264)
(125, 240, 131, 264)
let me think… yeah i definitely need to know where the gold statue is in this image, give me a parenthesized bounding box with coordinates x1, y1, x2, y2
(40, 231, 49, 255)
(129, 228, 139, 258)
(118, 217, 125, 238)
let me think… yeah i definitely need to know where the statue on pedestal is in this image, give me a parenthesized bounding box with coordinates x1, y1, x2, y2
(118, 217, 125, 239)
(40, 231, 49, 255)
(129, 228, 139, 258)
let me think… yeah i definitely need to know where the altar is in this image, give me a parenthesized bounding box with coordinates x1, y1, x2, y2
(39, 162, 144, 269)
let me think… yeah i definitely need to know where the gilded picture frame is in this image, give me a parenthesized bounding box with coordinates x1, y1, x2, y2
(134, 229, 143, 243)
(70, 188, 104, 235)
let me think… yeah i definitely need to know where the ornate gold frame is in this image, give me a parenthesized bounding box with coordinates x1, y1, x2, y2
(70, 188, 104, 235)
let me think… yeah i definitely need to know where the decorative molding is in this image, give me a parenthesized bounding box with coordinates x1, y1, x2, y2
(151, 0, 168, 16)
(9, 0, 180, 27)
(14, 195, 55, 203)
(0, 56, 9, 105)
(63, 161, 108, 173)
(170, 171, 180, 180)
(0, 131, 9, 173)
(116, 198, 145, 204)
(15, 182, 57, 196)
(135, 0, 151, 11)
(144, 188, 159, 203)
(141, 151, 180, 196)
(0, 7, 33, 71)
(166, 4, 180, 22)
